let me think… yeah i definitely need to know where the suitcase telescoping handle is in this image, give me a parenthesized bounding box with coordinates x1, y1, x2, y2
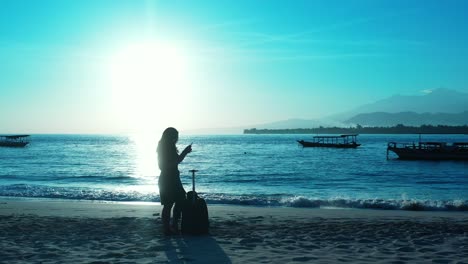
(189, 169, 198, 203)
(189, 169, 198, 192)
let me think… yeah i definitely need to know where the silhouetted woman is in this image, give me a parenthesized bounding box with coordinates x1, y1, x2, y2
(157, 127, 192, 235)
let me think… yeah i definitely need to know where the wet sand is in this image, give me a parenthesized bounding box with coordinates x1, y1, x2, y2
(1, 198, 467, 263)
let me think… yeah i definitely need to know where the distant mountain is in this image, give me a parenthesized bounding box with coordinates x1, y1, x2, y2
(329, 88, 468, 121)
(245, 88, 468, 130)
(345, 111, 468, 127)
(356, 88, 467, 113)
(249, 118, 342, 130)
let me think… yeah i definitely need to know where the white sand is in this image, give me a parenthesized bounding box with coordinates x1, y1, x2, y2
(1, 198, 467, 263)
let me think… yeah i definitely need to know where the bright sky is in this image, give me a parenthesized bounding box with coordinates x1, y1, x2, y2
(1, 0, 468, 134)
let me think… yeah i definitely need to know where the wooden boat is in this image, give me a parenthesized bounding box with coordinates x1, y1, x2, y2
(298, 134, 360, 148)
(387, 141, 468, 160)
(0, 135, 30, 147)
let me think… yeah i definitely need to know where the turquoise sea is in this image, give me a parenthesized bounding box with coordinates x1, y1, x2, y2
(0, 134, 467, 211)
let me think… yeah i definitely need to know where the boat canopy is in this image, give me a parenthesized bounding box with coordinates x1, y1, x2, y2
(422, 142, 446, 146)
(313, 134, 358, 139)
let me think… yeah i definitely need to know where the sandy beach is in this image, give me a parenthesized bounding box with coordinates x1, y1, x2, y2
(0, 198, 467, 264)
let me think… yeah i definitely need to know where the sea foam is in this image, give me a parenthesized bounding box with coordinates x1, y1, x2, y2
(1, 184, 467, 211)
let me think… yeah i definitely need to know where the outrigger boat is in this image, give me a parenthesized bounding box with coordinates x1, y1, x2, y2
(298, 134, 360, 148)
(0, 135, 30, 147)
(387, 135, 468, 160)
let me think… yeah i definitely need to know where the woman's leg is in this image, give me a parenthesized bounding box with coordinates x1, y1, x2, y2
(161, 203, 174, 234)
(172, 202, 182, 232)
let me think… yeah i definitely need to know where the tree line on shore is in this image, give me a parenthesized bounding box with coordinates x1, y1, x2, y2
(244, 124, 468, 134)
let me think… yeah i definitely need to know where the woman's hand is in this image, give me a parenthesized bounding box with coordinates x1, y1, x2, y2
(183, 144, 192, 155)
(178, 144, 192, 163)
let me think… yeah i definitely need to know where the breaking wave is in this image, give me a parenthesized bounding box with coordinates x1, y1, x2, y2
(0, 184, 467, 211)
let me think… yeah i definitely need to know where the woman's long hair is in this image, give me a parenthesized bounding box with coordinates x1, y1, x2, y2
(157, 127, 179, 160)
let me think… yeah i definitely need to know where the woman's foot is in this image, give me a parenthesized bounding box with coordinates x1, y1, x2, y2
(163, 227, 175, 236)
(170, 225, 180, 235)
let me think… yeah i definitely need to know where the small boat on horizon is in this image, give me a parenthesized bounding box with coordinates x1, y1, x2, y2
(0, 135, 30, 147)
(298, 134, 361, 148)
(387, 139, 468, 161)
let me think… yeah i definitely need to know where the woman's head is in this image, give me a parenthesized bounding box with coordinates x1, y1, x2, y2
(160, 127, 179, 144)
(157, 127, 179, 166)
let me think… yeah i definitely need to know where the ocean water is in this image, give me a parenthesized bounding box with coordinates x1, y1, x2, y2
(0, 134, 467, 211)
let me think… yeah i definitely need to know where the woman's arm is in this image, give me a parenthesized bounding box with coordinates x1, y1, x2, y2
(178, 144, 192, 163)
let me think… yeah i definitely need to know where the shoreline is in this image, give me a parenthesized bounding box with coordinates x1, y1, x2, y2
(1, 195, 467, 212)
(1, 198, 468, 263)
(2, 197, 468, 218)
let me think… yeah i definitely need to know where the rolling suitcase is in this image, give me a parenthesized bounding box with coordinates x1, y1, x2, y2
(181, 169, 209, 235)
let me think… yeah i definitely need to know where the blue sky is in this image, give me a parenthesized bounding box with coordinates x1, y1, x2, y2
(1, 0, 467, 133)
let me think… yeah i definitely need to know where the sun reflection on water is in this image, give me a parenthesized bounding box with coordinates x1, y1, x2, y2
(128, 133, 159, 181)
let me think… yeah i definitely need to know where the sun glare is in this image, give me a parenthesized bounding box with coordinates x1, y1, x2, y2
(106, 40, 191, 133)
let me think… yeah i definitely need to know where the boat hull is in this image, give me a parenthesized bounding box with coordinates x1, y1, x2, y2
(298, 140, 360, 148)
(0, 142, 29, 148)
(387, 147, 468, 160)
